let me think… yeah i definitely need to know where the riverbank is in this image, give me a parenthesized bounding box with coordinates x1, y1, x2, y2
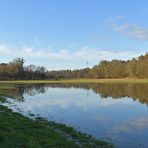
(0, 96, 113, 147)
(0, 78, 148, 84)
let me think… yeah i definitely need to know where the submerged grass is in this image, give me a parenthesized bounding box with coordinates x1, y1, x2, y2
(0, 97, 113, 148)
(0, 84, 16, 89)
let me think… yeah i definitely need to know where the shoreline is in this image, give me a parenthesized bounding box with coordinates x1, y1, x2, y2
(0, 96, 113, 147)
(0, 78, 148, 84)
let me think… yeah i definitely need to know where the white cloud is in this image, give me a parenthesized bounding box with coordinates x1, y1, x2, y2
(19, 46, 142, 68)
(0, 44, 12, 55)
(0, 43, 146, 70)
(108, 16, 148, 40)
(128, 26, 148, 40)
(108, 117, 148, 135)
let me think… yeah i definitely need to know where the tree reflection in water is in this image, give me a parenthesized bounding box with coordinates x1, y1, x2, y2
(0, 84, 48, 102)
(0, 83, 148, 105)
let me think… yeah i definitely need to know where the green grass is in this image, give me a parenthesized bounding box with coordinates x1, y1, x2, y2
(0, 97, 113, 148)
(0, 78, 148, 84)
(0, 84, 16, 89)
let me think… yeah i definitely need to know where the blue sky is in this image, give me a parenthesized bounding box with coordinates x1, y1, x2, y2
(0, 0, 148, 70)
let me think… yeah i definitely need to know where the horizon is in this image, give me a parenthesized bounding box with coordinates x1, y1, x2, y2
(0, 52, 147, 71)
(0, 0, 148, 70)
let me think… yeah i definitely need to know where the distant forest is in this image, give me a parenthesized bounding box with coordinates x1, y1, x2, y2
(49, 53, 148, 79)
(0, 58, 48, 80)
(0, 53, 148, 80)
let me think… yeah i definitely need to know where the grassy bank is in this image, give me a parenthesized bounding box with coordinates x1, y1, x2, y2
(0, 97, 113, 147)
(0, 78, 148, 84)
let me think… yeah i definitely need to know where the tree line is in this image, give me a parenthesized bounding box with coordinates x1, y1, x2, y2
(0, 58, 48, 80)
(0, 53, 148, 80)
(48, 53, 148, 79)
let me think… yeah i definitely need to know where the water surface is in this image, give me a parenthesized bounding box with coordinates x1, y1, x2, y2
(1, 83, 148, 147)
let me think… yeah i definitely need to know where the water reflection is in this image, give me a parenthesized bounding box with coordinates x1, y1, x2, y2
(0, 84, 48, 101)
(1, 83, 148, 147)
(1, 83, 148, 105)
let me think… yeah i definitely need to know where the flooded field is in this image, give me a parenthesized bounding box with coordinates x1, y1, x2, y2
(1, 83, 148, 147)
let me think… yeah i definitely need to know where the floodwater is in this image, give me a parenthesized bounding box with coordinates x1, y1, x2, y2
(1, 83, 148, 147)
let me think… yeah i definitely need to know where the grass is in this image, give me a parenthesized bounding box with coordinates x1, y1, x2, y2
(0, 84, 16, 89)
(0, 78, 148, 84)
(0, 96, 113, 148)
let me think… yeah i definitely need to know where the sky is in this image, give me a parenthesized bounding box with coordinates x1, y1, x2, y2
(0, 0, 148, 70)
